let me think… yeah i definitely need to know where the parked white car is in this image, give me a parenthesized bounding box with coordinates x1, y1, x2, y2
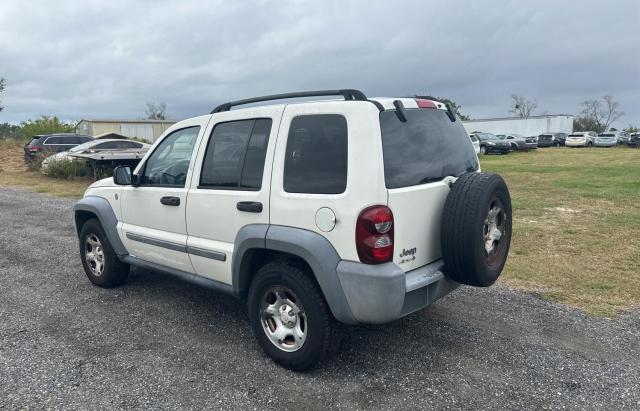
(42, 139, 150, 173)
(565, 131, 597, 147)
(73, 90, 512, 370)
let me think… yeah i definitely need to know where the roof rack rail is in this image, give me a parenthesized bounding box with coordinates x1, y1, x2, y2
(210, 89, 368, 114)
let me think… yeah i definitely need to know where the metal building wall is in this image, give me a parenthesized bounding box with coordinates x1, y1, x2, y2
(463, 115, 574, 136)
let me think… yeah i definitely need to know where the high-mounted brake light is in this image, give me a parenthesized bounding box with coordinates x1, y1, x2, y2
(356, 205, 394, 264)
(415, 99, 437, 109)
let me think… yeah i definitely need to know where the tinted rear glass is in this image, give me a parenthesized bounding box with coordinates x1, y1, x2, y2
(283, 114, 347, 194)
(381, 109, 478, 189)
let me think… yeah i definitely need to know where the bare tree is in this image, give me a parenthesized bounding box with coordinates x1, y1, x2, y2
(145, 102, 167, 120)
(579, 95, 623, 133)
(509, 94, 537, 117)
(0, 77, 6, 112)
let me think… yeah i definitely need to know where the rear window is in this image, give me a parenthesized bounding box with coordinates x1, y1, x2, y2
(381, 108, 478, 189)
(569, 134, 585, 137)
(283, 114, 348, 194)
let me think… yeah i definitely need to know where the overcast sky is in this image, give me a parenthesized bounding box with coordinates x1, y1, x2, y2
(1, 0, 638, 126)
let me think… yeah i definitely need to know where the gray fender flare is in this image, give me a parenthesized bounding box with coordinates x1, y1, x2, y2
(232, 224, 357, 324)
(73, 196, 128, 257)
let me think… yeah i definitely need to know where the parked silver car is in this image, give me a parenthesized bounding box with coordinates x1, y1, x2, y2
(41, 139, 150, 173)
(565, 131, 597, 147)
(595, 132, 621, 147)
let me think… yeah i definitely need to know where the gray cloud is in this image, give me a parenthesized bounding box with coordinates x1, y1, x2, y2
(1, 0, 638, 126)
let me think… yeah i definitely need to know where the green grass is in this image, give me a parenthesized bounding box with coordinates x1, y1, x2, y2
(481, 146, 640, 316)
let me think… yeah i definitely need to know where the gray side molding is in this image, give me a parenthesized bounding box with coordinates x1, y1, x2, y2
(73, 196, 128, 256)
(264, 226, 357, 324)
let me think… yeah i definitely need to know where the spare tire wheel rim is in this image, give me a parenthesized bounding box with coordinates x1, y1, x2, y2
(483, 196, 507, 266)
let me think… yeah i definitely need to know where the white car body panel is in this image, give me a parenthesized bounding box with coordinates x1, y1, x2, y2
(270, 101, 387, 262)
(118, 115, 212, 272)
(185, 106, 285, 284)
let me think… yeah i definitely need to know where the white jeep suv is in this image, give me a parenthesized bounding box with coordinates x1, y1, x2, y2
(74, 90, 512, 370)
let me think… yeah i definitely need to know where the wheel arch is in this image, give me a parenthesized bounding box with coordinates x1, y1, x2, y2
(232, 224, 357, 324)
(73, 196, 128, 257)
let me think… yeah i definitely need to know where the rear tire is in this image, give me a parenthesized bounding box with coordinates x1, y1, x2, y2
(441, 172, 512, 287)
(479, 145, 487, 155)
(79, 219, 129, 287)
(247, 260, 337, 371)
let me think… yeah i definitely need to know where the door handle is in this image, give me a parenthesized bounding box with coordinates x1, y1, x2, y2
(236, 201, 263, 213)
(160, 196, 181, 206)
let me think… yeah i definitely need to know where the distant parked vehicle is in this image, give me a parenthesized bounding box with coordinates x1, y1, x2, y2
(595, 132, 621, 147)
(565, 131, 597, 147)
(469, 134, 480, 154)
(628, 133, 640, 148)
(602, 131, 630, 145)
(470, 132, 511, 154)
(41, 139, 150, 174)
(537, 132, 567, 147)
(24, 133, 93, 162)
(496, 133, 537, 151)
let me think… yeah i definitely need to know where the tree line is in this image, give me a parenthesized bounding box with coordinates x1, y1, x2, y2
(1, 73, 636, 137)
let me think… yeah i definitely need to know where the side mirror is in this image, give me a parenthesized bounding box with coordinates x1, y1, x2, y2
(113, 165, 132, 185)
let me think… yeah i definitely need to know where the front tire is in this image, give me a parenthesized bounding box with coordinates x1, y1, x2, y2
(247, 260, 336, 371)
(79, 219, 129, 287)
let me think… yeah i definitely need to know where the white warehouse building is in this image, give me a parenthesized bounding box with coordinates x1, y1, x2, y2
(462, 115, 574, 136)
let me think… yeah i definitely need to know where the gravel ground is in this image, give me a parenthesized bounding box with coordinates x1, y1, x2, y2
(1, 187, 639, 410)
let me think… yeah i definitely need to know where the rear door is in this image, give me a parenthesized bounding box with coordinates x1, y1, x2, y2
(380, 103, 479, 272)
(185, 106, 283, 285)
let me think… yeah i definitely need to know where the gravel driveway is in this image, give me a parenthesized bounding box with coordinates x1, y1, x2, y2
(1, 188, 639, 410)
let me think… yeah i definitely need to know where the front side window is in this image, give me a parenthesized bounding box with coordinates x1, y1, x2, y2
(200, 119, 272, 190)
(141, 126, 200, 187)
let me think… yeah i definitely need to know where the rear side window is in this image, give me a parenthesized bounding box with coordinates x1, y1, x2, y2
(283, 114, 348, 194)
(200, 118, 272, 190)
(381, 109, 479, 189)
(44, 136, 63, 145)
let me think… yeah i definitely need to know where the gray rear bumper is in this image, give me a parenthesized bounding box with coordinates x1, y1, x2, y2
(336, 259, 459, 324)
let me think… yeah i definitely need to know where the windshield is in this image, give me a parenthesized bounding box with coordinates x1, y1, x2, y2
(496, 135, 506, 140)
(380, 108, 479, 189)
(599, 134, 615, 137)
(69, 141, 97, 153)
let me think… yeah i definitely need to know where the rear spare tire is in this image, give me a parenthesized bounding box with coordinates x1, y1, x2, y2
(441, 172, 512, 287)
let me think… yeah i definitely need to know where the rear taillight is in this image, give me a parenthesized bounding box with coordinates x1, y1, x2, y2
(28, 146, 41, 152)
(415, 98, 437, 109)
(356, 205, 394, 264)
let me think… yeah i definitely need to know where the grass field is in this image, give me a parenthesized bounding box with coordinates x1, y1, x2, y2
(482, 147, 640, 316)
(1, 140, 638, 316)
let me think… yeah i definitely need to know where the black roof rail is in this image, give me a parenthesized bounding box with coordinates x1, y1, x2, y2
(210, 89, 369, 114)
